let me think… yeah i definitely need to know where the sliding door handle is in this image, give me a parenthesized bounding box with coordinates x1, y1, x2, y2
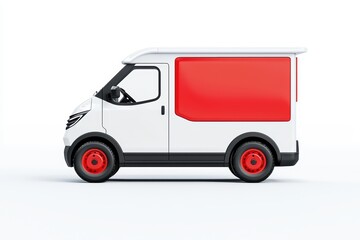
(161, 106, 165, 115)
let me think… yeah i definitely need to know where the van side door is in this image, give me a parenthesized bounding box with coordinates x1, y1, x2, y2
(103, 64, 169, 163)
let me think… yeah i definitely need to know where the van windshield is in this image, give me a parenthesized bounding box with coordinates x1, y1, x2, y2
(95, 64, 135, 100)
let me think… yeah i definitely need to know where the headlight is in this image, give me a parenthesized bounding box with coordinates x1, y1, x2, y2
(65, 111, 89, 130)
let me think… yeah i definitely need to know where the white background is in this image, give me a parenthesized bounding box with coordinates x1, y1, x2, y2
(1, 0, 360, 239)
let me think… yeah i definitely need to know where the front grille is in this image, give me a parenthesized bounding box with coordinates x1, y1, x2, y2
(65, 111, 88, 130)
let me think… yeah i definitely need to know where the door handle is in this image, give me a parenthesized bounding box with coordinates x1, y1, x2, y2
(161, 106, 165, 115)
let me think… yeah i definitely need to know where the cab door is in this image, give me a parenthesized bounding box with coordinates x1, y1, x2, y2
(103, 64, 168, 161)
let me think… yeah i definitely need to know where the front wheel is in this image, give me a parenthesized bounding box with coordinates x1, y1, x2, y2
(74, 141, 117, 183)
(230, 141, 274, 182)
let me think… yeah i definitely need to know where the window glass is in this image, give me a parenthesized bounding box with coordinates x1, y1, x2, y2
(117, 68, 159, 104)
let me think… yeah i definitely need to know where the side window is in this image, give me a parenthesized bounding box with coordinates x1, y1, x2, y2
(116, 68, 160, 104)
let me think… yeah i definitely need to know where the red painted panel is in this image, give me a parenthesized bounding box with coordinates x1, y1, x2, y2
(175, 57, 291, 121)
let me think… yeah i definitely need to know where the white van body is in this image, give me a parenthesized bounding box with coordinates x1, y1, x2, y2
(63, 48, 306, 182)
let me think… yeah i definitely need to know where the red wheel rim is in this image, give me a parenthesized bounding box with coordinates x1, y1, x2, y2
(81, 148, 108, 174)
(240, 148, 267, 174)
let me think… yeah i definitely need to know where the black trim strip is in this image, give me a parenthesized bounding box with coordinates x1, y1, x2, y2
(123, 153, 225, 167)
(170, 153, 224, 163)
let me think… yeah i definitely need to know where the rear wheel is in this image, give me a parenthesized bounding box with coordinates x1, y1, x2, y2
(230, 141, 274, 182)
(74, 141, 117, 183)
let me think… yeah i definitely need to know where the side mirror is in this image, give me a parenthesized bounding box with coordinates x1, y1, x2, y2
(110, 86, 121, 99)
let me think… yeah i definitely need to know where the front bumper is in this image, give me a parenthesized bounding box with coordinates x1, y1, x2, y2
(278, 141, 299, 166)
(64, 146, 72, 167)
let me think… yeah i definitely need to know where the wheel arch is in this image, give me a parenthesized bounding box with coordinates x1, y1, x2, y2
(66, 132, 125, 167)
(225, 132, 281, 167)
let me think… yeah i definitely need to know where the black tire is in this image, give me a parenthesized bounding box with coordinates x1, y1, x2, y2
(229, 163, 237, 176)
(231, 141, 274, 182)
(74, 141, 116, 183)
(110, 159, 120, 177)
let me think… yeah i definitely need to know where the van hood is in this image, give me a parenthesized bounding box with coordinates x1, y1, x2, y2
(71, 98, 92, 115)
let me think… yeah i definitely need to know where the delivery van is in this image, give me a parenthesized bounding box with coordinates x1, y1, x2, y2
(63, 48, 306, 182)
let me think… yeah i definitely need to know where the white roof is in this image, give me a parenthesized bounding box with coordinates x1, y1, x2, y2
(123, 47, 307, 64)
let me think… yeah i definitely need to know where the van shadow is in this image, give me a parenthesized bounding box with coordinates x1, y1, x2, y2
(41, 176, 306, 184)
(106, 178, 304, 183)
(108, 178, 243, 183)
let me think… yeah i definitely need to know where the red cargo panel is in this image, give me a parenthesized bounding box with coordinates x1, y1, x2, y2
(175, 57, 291, 121)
